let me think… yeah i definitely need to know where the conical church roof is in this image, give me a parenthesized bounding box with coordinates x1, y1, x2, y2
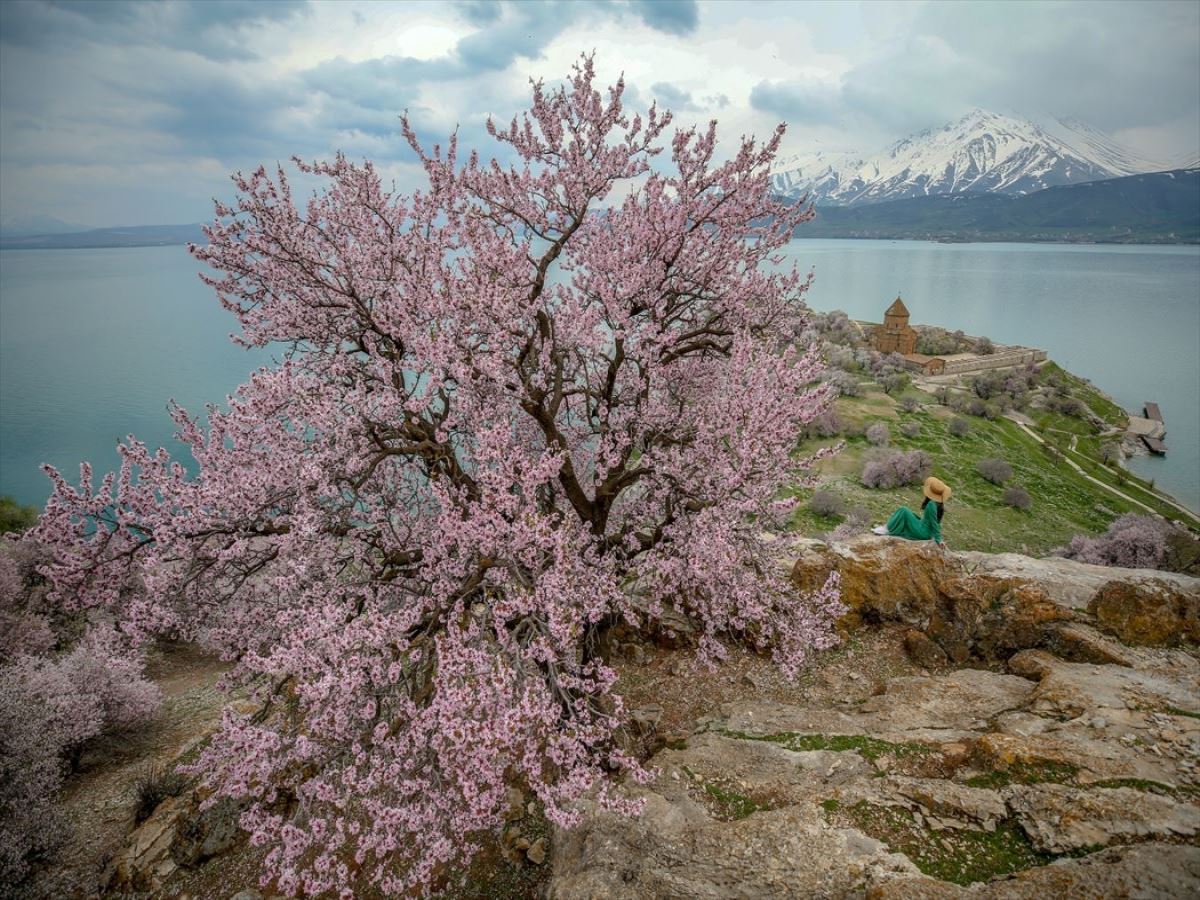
(886, 296, 909, 318)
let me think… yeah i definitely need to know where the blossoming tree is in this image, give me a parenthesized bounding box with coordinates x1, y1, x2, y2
(33, 57, 841, 894)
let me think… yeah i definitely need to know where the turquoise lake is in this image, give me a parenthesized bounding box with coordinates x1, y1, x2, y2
(1, 241, 1197, 513)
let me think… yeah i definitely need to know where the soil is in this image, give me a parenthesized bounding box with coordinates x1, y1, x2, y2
(614, 623, 934, 747)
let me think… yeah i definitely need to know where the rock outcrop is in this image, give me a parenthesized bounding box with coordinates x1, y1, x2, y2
(549, 652, 1200, 896)
(1089, 578, 1200, 646)
(548, 539, 1200, 898)
(790, 536, 1198, 661)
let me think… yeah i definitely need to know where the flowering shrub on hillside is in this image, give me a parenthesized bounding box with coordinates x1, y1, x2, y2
(1057, 514, 1183, 570)
(0, 539, 160, 884)
(862, 450, 933, 489)
(976, 457, 1014, 485)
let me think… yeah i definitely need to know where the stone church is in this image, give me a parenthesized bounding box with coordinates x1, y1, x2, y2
(873, 296, 918, 356)
(868, 296, 1045, 376)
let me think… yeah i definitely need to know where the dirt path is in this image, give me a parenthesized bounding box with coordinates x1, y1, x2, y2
(26, 644, 230, 900)
(1005, 416, 1162, 517)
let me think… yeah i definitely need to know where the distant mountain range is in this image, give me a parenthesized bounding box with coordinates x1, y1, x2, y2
(0, 223, 205, 250)
(797, 167, 1200, 243)
(771, 109, 1190, 207)
(0, 213, 88, 238)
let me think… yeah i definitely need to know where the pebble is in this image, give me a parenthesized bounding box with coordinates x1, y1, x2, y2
(526, 838, 547, 865)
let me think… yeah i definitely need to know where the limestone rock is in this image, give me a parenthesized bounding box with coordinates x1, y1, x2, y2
(791, 539, 964, 632)
(1043, 622, 1139, 666)
(721, 669, 1033, 740)
(654, 731, 872, 808)
(1003, 783, 1200, 853)
(547, 791, 918, 899)
(904, 629, 949, 669)
(1007, 649, 1200, 719)
(790, 537, 1199, 663)
(870, 843, 1200, 898)
(169, 796, 244, 867)
(628, 704, 665, 737)
(526, 837, 547, 865)
(789, 538, 1157, 664)
(839, 775, 1009, 832)
(104, 795, 187, 892)
(956, 551, 1199, 612)
(1089, 578, 1200, 647)
(503, 785, 526, 822)
(971, 730, 1182, 785)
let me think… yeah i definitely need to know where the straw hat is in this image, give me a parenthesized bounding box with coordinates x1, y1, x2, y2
(923, 476, 952, 503)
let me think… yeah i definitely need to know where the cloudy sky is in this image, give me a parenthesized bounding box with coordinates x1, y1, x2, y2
(1, 0, 1197, 228)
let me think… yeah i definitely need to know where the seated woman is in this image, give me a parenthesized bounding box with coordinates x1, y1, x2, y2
(872, 477, 951, 545)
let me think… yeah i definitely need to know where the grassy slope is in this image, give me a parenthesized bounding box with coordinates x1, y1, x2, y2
(787, 381, 1197, 555)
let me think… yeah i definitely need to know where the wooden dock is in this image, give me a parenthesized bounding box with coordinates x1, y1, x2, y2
(1144, 402, 1164, 423)
(1142, 436, 1167, 456)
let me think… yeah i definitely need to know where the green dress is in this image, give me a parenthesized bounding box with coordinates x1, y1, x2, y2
(887, 502, 943, 542)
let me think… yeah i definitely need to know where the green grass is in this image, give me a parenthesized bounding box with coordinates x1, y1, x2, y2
(681, 766, 768, 820)
(963, 760, 1079, 789)
(1166, 706, 1200, 720)
(1093, 777, 1199, 798)
(788, 383, 1197, 554)
(1058, 444, 1196, 525)
(836, 802, 1059, 885)
(719, 730, 933, 763)
(1038, 362, 1129, 429)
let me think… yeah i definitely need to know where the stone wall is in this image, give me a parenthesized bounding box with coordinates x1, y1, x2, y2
(941, 348, 1047, 375)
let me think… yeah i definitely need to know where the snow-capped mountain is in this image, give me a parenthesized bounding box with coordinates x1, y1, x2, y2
(771, 110, 1171, 206)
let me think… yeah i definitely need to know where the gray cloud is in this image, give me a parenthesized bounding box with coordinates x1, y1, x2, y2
(749, 79, 844, 127)
(1, 0, 1195, 227)
(453, 0, 503, 27)
(649, 81, 695, 111)
(3, 0, 310, 60)
(629, 0, 698, 36)
(751, 0, 1200, 152)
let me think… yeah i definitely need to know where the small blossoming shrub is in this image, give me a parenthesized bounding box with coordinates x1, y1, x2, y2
(865, 422, 890, 446)
(976, 457, 1013, 485)
(1057, 514, 1180, 570)
(861, 450, 933, 490)
(1003, 485, 1032, 511)
(809, 490, 845, 518)
(0, 539, 160, 884)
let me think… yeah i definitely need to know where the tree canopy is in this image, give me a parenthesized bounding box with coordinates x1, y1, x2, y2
(33, 57, 841, 894)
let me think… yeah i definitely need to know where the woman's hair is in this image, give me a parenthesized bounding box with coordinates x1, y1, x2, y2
(921, 497, 946, 522)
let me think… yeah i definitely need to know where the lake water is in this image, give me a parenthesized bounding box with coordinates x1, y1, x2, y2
(1, 241, 1197, 513)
